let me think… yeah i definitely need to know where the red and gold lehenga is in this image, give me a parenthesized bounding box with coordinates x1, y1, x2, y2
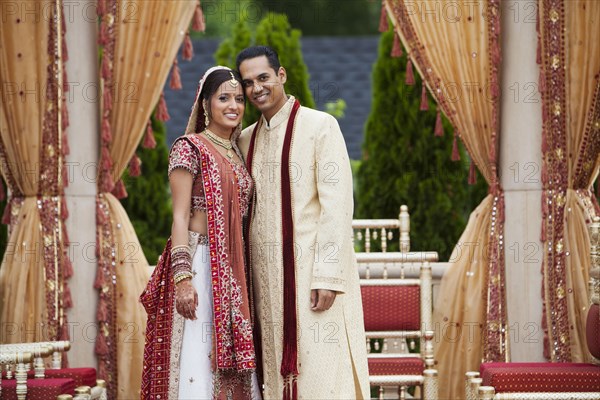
(140, 131, 256, 399)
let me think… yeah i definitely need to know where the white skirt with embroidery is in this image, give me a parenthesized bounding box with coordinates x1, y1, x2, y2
(177, 235, 262, 400)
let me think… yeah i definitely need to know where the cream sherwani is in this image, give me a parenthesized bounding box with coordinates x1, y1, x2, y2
(239, 97, 369, 400)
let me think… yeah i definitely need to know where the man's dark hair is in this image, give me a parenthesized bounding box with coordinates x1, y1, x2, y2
(236, 46, 281, 72)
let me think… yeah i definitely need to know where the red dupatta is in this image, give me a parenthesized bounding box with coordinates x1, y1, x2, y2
(140, 135, 255, 399)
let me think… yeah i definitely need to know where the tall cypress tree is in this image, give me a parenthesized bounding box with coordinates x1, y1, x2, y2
(215, 13, 316, 127)
(121, 116, 172, 264)
(357, 29, 487, 260)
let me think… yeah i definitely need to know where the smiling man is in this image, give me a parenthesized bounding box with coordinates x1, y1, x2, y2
(236, 46, 369, 400)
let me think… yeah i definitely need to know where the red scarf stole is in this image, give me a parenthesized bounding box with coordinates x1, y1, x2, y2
(246, 99, 301, 400)
(140, 136, 255, 399)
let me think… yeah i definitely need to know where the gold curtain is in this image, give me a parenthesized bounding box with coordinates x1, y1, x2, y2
(539, 0, 600, 362)
(384, 1, 505, 398)
(95, 1, 196, 398)
(0, 1, 68, 345)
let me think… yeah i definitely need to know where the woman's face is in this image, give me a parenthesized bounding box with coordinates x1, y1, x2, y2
(207, 79, 245, 134)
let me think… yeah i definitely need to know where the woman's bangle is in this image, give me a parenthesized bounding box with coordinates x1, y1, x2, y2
(174, 272, 193, 284)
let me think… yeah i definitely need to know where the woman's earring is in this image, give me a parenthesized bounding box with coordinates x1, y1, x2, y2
(203, 100, 209, 127)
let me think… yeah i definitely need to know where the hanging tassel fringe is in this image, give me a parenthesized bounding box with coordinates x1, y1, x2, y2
(95, 329, 109, 355)
(182, 33, 194, 61)
(434, 110, 443, 137)
(451, 133, 460, 161)
(63, 285, 73, 309)
(156, 93, 171, 122)
(420, 84, 429, 111)
(129, 154, 142, 177)
(405, 59, 415, 86)
(379, 2, 389, 32)
(101, 119, 112, 145)
(112, 179, 128, 199)
(468, 160, 477, 185)
(192, 2, 206, 32)
(170, 60, 182, 90)
(143, 124, 157, 149)
(391, 32, 403, 57)
(0, 180, 5, 201)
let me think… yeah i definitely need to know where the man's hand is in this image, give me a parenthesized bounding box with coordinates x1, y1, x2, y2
(175, 280, 198, 320)
(310, 289, 337, 311)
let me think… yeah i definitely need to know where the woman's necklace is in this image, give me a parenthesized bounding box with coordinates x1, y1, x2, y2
(204, 129, 234, 159)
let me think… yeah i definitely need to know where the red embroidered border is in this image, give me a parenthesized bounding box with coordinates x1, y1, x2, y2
(539, 0, 571, 362)
(95, 195, 119, 397)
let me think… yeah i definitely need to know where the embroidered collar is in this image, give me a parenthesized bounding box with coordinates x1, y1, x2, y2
(261, 95, 296, 130)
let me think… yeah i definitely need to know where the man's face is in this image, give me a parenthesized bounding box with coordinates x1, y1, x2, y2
(239, 55, 288, 121)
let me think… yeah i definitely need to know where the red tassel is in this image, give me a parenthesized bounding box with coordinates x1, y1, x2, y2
(192, 3, 206, 32)
(101, 56, 111, 80)
(170, 60, 182, 90)
(539, 70, 546, 94)
(97, 299, 108, 321)
(434, 110, 443, 137)
(59, 321, 70, 342)
(1, 200, 12, 225)
(112, 179, 128, 199)
(100, 171, 115, 193)
(62, 223, 70, 246)
(468, 160, 477, 185)
(98, 21, 108, 46)
(95, 331, 109, 355)
(62, 37, 69, 62)
(536, 42, 541, 65)
(129, 154, 142, 177)
(97, 0, 106, 16)
(63, 285, 73, 309)
(61, 198, 69, 219)
(62, 133, 70, 156)
(451, 133, 460, 161)
(63, 256, 74, 280)
(101, 149, 113, 172)
(420, 84, 429, 111)
(143, 124, 157, 149)
(405, 59, 415, 86)
(182, 33, 194, 61)
(101, 119, 112, 144)
(98, 363, 108, 381)
(379, 3, 389, 32)
(94, 267, 105, 289)
(0, 179, 5, 201)
(103, 88, 113, 113)
(156, 93, 171, 122)
(391, 32, 403, 57)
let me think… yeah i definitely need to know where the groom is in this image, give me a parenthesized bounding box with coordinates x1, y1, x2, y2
(236, 45, 369, 400)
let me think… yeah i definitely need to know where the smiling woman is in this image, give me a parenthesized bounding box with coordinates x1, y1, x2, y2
(140, 66, 260, 400)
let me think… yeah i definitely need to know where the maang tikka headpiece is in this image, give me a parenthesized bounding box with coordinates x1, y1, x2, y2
(229, 72, 239, 88)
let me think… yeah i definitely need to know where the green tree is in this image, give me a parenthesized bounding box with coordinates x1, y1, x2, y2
(253, 0, 380, 36)
(215, 13, 316, 127)
(357, 29, 487, 260)
(121, 116, 172, 265)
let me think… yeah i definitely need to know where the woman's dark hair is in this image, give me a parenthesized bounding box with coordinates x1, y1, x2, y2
(236, 45, 281, 72)
(195, 69, 244, 133)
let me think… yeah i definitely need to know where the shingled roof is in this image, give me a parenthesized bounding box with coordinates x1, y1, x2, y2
(163, 37, 379, 160)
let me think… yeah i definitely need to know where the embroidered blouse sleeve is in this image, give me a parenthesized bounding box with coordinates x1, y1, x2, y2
(168, 138, 199, 177)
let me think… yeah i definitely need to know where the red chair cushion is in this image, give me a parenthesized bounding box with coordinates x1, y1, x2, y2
(480, 362, 593, 374)
(587, 304, 600, 359)
(368, 357, 424, 376)
(27, 367, 97, 387)
(481, 363, 600, 392)
(362, 285, 420, 331)
(1, 377, 76, 400)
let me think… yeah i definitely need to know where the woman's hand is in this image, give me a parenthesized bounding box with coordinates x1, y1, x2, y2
(175, 279, 198, 320)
